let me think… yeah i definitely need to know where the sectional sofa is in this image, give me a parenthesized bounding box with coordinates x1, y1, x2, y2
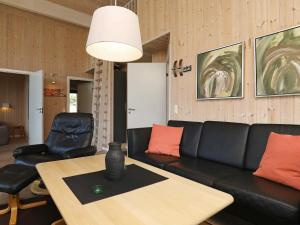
(128, 121, 300, 225)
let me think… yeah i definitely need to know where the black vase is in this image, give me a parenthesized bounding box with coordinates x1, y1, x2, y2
(105, 142, 125, 180)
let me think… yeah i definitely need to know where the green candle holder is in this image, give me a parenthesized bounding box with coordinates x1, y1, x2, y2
(92, 185, 104, 195)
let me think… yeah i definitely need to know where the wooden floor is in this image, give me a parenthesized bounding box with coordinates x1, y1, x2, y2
(0, 138, 27, 167)
(0, 196, 61, 225)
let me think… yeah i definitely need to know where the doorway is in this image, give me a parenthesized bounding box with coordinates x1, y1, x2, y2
(67, 77, 94, 113)
(0, 68, 44, 167)
(113, 32, 170, 143)
(113, 65, 127, 143)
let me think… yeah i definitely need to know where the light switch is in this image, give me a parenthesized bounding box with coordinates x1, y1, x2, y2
(174, 105, 178, 114)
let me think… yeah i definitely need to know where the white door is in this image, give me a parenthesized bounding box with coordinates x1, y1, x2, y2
(77, 82, 93, 113)
(28, 70, 44, 144)
(127, 63, 167, 129)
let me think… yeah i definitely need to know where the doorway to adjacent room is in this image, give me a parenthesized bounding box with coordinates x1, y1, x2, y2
(0, 68, 44, 167)
(67, 77, 94, 113)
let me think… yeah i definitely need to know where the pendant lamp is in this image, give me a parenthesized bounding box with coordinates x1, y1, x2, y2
(86, 1, 143, 62)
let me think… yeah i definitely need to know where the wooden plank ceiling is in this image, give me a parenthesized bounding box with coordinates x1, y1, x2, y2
(48, 0, 130, 15)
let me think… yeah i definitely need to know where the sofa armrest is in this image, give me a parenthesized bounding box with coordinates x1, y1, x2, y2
(61, 146, 97, 159)
(127, 127, 152, 157)
(13, 144, 48, 158)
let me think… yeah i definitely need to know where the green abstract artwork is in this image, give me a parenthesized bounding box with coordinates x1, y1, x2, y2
(196, 43, 244, 100)
(256, 26, 300, 97)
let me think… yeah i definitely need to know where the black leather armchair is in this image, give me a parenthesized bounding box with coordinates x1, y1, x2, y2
(14, 113, 97, 167)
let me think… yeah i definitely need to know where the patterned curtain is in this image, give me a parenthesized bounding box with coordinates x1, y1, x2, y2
(92, 60, 113, 151)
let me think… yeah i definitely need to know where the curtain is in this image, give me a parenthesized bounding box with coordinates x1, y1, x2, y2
(92, 60, 113, 151)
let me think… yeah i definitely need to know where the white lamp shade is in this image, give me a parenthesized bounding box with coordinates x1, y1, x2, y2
(86, 6, 143, 62)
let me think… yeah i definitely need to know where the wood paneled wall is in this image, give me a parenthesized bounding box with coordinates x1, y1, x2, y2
(0, 4, 93, 137)
(0, 73, 27, 134)
(138, 0, 300, 124)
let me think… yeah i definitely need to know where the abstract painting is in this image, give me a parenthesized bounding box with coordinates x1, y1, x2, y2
(255, 26, 300, 97)
(196, 42, 244, 100)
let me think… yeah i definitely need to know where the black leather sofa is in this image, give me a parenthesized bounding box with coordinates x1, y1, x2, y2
(128, 121, 300, 225)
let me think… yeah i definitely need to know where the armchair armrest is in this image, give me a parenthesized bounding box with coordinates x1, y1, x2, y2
(61, 146, 97, 159)
(13, 144, 48, 158)
(127, 127, 152, 157)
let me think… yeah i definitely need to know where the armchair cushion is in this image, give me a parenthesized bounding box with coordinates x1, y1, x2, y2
(15, 153, 62, 167)
(62, 146, 97, 159)
(13, 144, 48, 158)
(45, 113, 94, 155)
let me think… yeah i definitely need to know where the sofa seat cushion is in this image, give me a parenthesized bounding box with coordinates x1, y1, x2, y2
(165, 157, 244, 186)
(15, 153, 62, 167)
(131, 153, 179, 169)
(214, 172, 300, 225)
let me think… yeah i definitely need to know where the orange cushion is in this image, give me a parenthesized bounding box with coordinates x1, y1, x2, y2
(146, 124, 183, 157)
(253, 132, 300, 190)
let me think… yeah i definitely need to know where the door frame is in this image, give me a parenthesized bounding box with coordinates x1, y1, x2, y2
(0, 67, 32, 141)
(141, 32, 171, 119)
(0, 68, 31, 75)
(66, 76, 94, 113)
(112, 32, 171, 141)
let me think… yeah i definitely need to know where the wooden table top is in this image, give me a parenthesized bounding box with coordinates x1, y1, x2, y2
(37, 154, 233, 225)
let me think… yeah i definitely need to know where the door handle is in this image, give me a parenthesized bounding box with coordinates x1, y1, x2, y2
(36, 108, 43, 114)
(128, 108, 135, 114)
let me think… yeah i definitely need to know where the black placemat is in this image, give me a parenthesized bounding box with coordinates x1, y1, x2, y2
(63, 164, 168, 204)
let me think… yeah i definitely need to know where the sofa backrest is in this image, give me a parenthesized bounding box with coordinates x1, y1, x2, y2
(168, 120, 203, 157)
(197, 121, 250, 168)
(245, 123, 300, 171)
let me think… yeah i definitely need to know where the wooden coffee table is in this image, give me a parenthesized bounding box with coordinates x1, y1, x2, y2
(37, 155, 233, 225)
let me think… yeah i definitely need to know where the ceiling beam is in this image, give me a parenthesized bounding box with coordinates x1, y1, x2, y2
(0, 0, 92, 27)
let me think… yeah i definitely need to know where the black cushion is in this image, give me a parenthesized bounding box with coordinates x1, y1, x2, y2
(0, 164, 38, 195)
(214, 172, 300, 225)
(15, 153, 62, 167)
(127, 127, 152, 156)
(245, 123, 300, 171)
(197, 121, 250, 168)
(131, 153, 179, 169)
(165, 157, 244, 186)
(46, 113, 94, 156)
(168, 120, 203, 157)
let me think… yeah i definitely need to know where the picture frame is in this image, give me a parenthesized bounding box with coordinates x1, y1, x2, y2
(196, 42, 244, 100)
(255, 25, 300, 97)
